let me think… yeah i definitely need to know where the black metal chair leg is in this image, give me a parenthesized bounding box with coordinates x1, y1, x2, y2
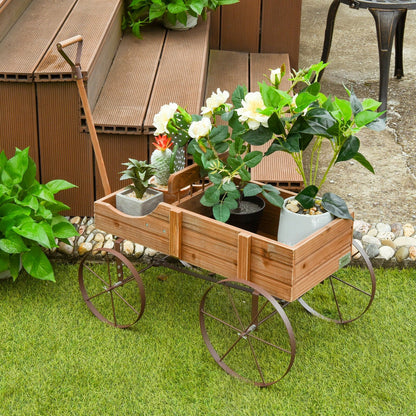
(369, 8, 406, 114)
(394, 9, 407, 78)
(318, 0, 341, 81)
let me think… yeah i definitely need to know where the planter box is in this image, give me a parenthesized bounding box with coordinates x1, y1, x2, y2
(94, 164, 353, 302)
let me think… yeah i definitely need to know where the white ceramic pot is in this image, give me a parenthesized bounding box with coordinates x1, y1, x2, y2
(277, 196, 334, 246)
(162, 13, 198, 31)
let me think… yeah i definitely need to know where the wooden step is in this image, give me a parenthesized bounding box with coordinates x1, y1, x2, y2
(205, 49, 303, 192)
(0, 0, 32, 42)
(93, 17, 210, 134)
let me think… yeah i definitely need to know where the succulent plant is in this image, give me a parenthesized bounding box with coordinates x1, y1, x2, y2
(120, 159, 156, 199)
(150, 135, 173, 186)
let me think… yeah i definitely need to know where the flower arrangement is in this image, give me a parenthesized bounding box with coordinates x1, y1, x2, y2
(153, 61, 385, 225)
(124, 0, 240, 38)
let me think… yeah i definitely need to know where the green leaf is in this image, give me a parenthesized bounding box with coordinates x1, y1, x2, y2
(268, 112, 286, 135)
(209, 125, 229, 143)
(238, 168, 251, 182)
(262, 189, 284, 207)
(22, 246, 55, 281)
(349, 90, 363, 116)
(295, 185, 318, 209)
(12, 221, 52, 249)
(322, 193, 353, 220)
(232, 85, 247, 109)
(0, 234, 29, 254)
(149, 2, 166, 20)
(213, 203, 231, 223)
(353, 152, 375, 174)
(222, 181, 237, 192)
(52, 217, 78, 239)
(335, 135, 360, 163)
(1, 147, 29, 187)
(334, 97, 352, 121)
(259, 82, 281, 107)
(243, 183, 262, 197)
(355, 110, 382, 128)
(208, 172, 223, 185)
(243, 151, 263, 168)
(46, 179, 77, 194)
(200, 187, 221, 207)
(241, 126, 273, 146)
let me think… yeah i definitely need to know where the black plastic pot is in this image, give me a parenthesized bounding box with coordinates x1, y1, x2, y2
(227, 196, 266, 233)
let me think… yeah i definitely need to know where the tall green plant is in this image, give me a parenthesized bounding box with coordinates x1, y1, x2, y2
(0, 148, 78, 281)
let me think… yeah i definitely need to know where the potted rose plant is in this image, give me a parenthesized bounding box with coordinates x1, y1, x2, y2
(124, 0, 240, 37)
(152, 88, 284, 232)
(0, 147, 78, 281)
(117, 158, 163, 216)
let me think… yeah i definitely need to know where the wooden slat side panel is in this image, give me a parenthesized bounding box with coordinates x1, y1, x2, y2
(237, 233, 252, 281)
(0, 83, 39, 171)
(36, 83, 94, 216)
(94, 198, 171, 254)
(292, 230, 353, 299)
(169, 207, 183, 258)
(95, 133, 149, 200)
(205, 50, 248, 99)
(220, 0, 261, 52)
(249, 271, 294, 302)
(208, 9, 220, 49)
(92, 28, 166, 130)
(260, 0, 302, 69)
(144, 18, 210, 129)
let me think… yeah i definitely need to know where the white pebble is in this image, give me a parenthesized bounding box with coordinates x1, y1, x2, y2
(379, 246, 395, 261)
(376, 223, 391, 234)
(394, 236, 416, 248)
(123, 240, 134, 255)
(134, 244, 145, 256)
(362, 235, 381, 247)
(367, 228, 378, 238)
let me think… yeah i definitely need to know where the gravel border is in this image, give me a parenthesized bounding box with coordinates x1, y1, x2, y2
(49, 216, 416, 268)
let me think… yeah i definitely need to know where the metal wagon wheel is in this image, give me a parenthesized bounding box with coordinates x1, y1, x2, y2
(200, 279, 296, 387)
(79, 248, 146, 328)
(298, 239, 376, 324)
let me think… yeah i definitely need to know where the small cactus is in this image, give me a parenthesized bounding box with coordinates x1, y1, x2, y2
(151, 135, 173, 186)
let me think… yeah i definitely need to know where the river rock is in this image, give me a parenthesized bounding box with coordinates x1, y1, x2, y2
(376, 223, 391, 234)
(105, 234, 113, 241)
(70, 216, 81, 225)
(78, 242, 92, 256)
(391, 223, 403, 238)
(103, 240, 114, 249)
(367, 228, 378, 237)
(123, 240, 134, 256)
(394, 236, 416, 248)
(86, 224, 95, 234)
(353, 230, 363, 240)
(362, 235, 381, 247)
(381, 239, 396, 249)
(94, 232, 105, 242)
(365, 244, 379, 258)
(409, 246, 416, 260)
(145, 248, 158, 257)
(134, 244, 144, 256)
(353, 220, 371, 234)
(379, 246, 395, 261)
(395, 246, 409, 262)
(77, 235, 85, 245)
(86, 233, 94, 243)
(58, 241, 73, 255)
(403, 223, 415, 237)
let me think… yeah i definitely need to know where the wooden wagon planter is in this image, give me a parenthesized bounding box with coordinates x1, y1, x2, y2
(59, 36, 376, 387)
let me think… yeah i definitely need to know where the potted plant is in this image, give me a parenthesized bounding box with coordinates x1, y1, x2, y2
(0, 147, 78, 281)
(152, 88, 284, 232)
(116, 158, 163, 216)
(244, 62, 385, 244)
(153, 61, 385, 240)
(124, 0, 240, 37)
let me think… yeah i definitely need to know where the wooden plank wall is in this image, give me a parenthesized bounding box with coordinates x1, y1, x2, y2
(209, 0, 302, 69)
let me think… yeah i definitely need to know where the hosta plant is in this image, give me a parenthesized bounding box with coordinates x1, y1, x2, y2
(124, 0, 240, 38)
(0, 148, 78, 281)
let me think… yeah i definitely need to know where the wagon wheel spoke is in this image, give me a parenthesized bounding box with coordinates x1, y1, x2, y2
(200, 278, 296, 387)
(298, 240, 376, 324)
(78, 248, 146, 328)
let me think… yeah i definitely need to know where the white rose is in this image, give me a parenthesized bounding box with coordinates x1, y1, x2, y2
(236, 92, 269, 130)
(201, 88, 230, 116)
(153, 103, 178, 135)
(270, 68, 282, 85)
(188, 117, 212, 139)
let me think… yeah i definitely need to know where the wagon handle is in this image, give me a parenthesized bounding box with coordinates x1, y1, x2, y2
(57, 35, 111, 196)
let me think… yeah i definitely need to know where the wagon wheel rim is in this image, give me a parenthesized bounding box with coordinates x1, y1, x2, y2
(298, 239, 376, 324)
(200, 278, 296, 387)
(78, 248, 146, 328)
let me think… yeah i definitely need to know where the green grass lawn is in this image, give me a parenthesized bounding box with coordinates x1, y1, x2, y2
(0, 261, 415, 416)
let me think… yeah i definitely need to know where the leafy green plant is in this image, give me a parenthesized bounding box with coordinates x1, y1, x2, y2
(0, 147, 78, 281)
(120, 158, 156, 198)
(124, 0, 240, 38)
